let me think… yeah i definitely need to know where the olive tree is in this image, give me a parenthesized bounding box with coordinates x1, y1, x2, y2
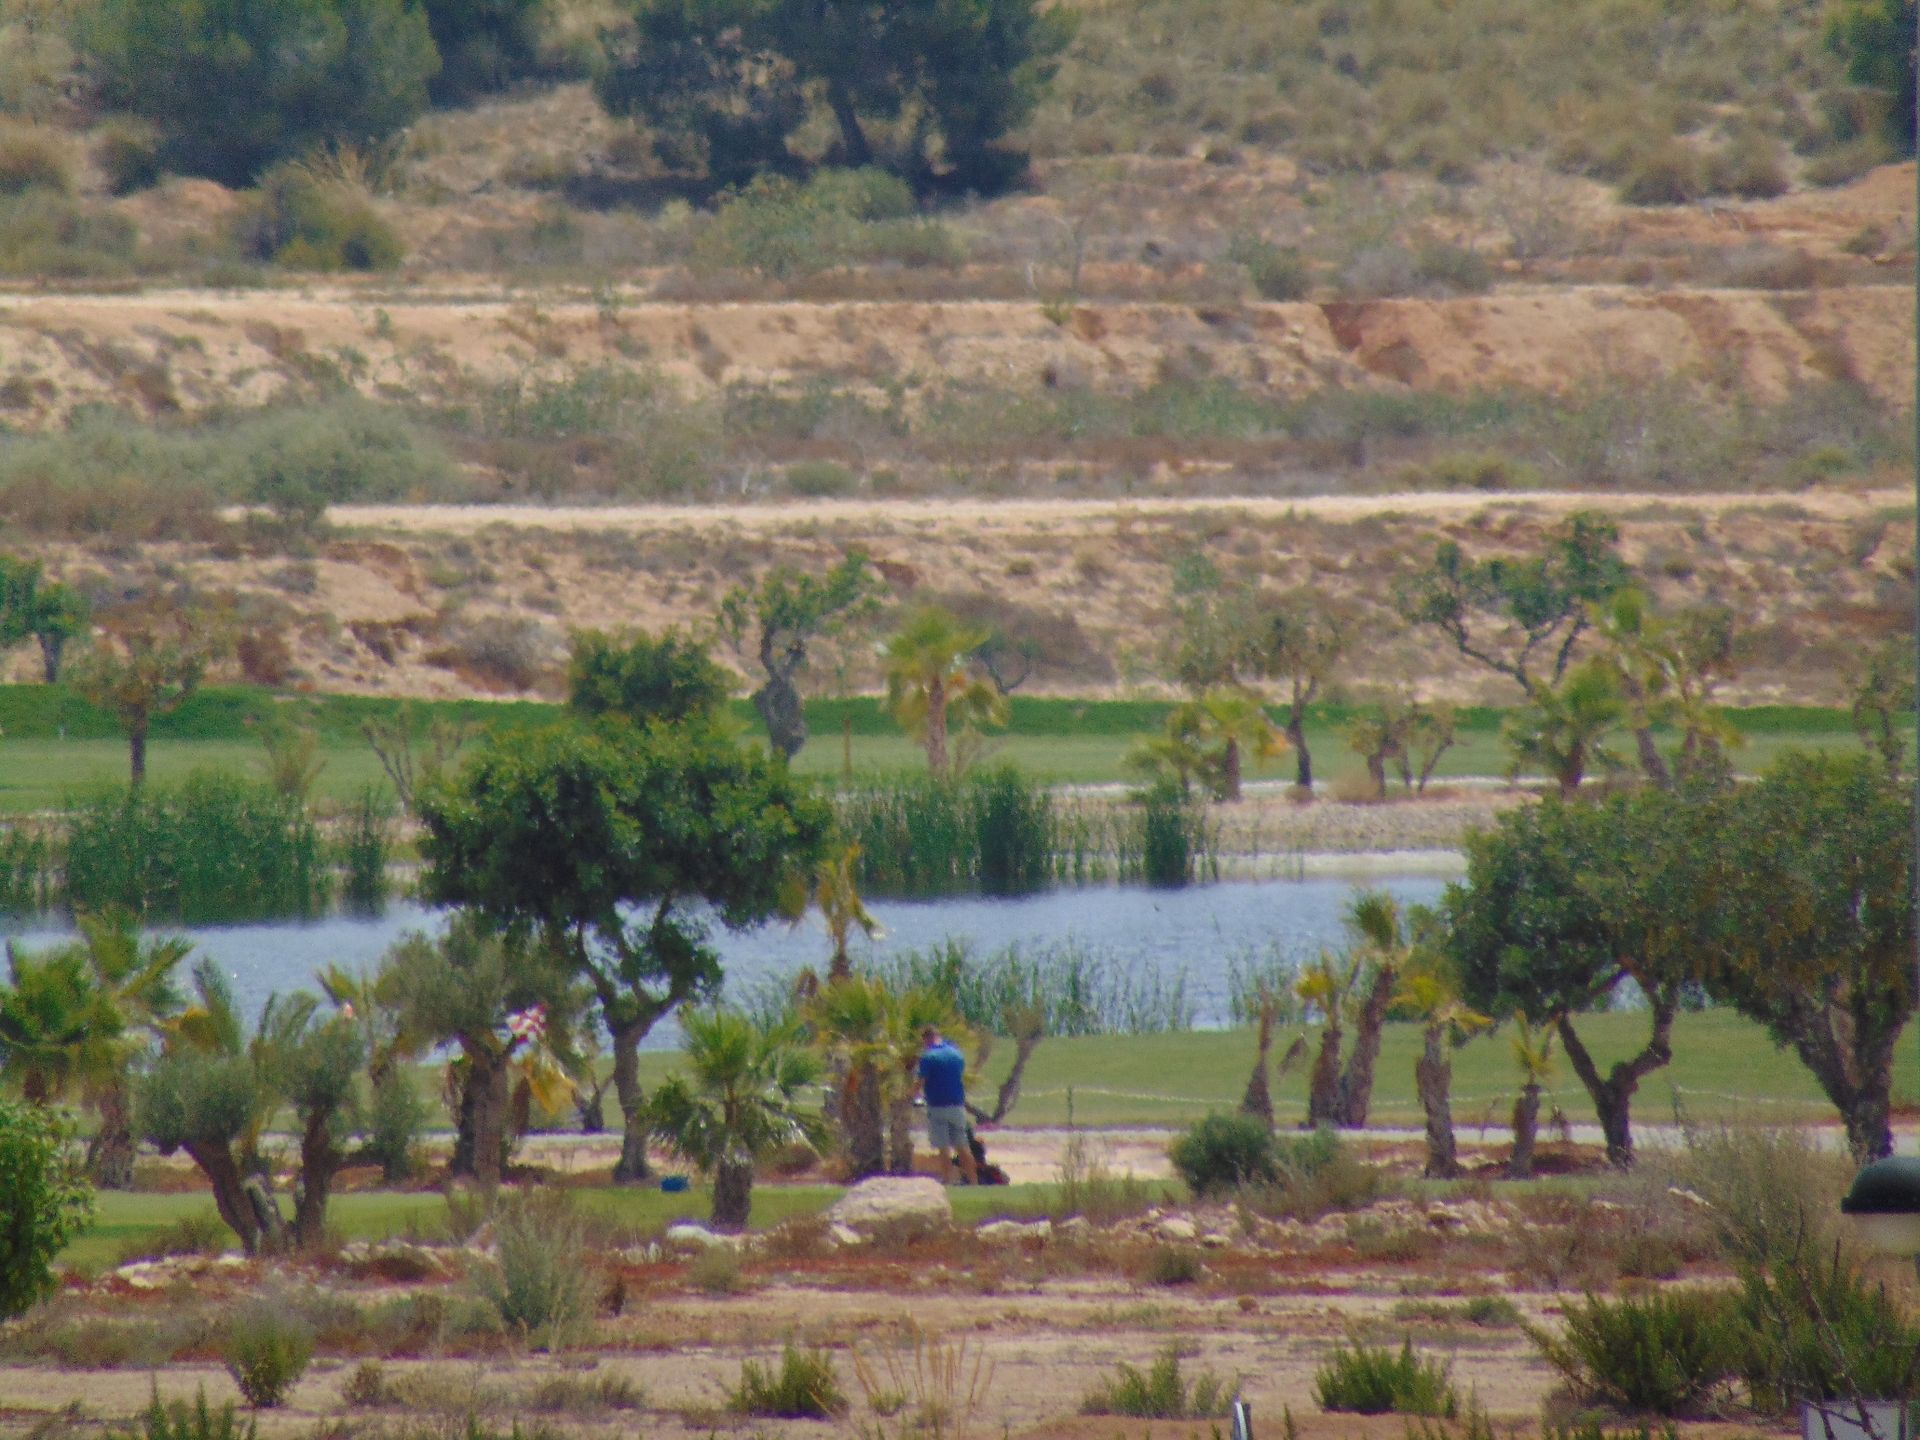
(1445, 785, 1712, 1167)
(1703, 752, 1914, 1162)
(0, 556, 87, 684)
(67, 593, 233, 786)
(718, 552, 884, 760)
(419, 719, 834, 1183)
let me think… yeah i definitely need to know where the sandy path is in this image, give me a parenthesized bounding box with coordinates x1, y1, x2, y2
(325, 485, 1912, 535)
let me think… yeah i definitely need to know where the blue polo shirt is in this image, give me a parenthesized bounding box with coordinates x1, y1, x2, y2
(918, 1041, 966, 1108)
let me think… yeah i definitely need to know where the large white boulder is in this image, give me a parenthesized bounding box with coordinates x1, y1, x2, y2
(825, 1176, 953, 1234)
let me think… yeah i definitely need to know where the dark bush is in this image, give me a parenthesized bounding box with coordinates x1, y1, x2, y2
(1619, 143, 1705, 205)
(1737, 1250, 1920, 1412)
(1227, 233, 1310, 300)
(0, 122, 73, 196)
(1169, 1112, 1279, 1196)
(1313, 1339, 1457, 1417)
(95, 118, 164, 196)
(425, 0, 547, 103)
(80, 0, 438, 186)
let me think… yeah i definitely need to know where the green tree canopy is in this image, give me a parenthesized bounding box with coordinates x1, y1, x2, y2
(1830, 0, 1917, 155)
(0, 1097, 90, 1321)
(418, 719, 834, 1182)
(595, 0, 1073, 193)
(80, 0, 439, 185)
(66, 592, 234, 786)
(566, 627, 733, 729)
(1444, 783, 1717, 1166)
(0, 556, 87, 684)
(424, 0, 547, 103)
(1701, 751, 1914, 1162)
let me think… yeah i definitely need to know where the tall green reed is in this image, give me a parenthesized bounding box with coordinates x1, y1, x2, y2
(0, 822, 52, 916)
(336, 784, 394, 916)
(62, 771, 328, 923)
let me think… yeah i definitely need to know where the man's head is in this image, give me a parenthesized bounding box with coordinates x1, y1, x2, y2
(921, 1025, 940, 1048)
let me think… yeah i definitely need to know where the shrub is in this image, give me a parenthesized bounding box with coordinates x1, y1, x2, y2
(95, 117, 163, 195)
(1672, 1124, 1850, 1271)
(339, 785, 395, 916)
(1803, 135, 1893, 187)
(0, 121, 72, 196)
(1080, 1344, 1234, 1419)
(687, 1243, 747, 1295)
(525, 1371, 646, 1413)
(1226, 234, 1310, 301)
(1414, 242, 1492, 295)
(242, 400, 453, 530)
(1707, 134, 1790, 198)
(363, 1072, 422, 1184)
(240, 165, 403, 272)
(1736, 1248, 1920, 1412)
(784, 460, 857, 497)
(731, 1346, 848, 1418)
(1169, 1112, 1278, 1197)
(473, 1189, 595, 1343)
(80, 0, 437, 186)
(1137, 781, 1205, 888)
(429, 614, 554, 692)
(222, 1308, 313, 1408)
(1619, 143, 1705, 205)
(691, 171, 964, 280)
(1312, 1339, 1457, 1417)
(1530, 1289, 1740, 1415)
(0, 1099, 91, 1321)
(1144, 1244, 1204, 1286)
(121, 1387, 256, 1440)
(0, 190, 142, 279)
(115, 1211, 230, 1266)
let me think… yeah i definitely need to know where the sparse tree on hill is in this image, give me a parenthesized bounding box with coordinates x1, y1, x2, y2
(67, 593, 232, 787)
(0, 556, 87, 684)
(1256, 592, 1350, 793)
(719, 553, 885, 760)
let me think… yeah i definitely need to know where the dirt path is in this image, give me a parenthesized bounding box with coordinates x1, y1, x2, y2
(327, 485, 1912, 535)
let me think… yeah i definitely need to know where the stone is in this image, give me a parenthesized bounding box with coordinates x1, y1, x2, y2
(665, 1223, 739, 1249)
(825, 1176, 953, 1234)
(1156, 1216, 1198, 1242)
(1200, 1231, 1232, 1249)
(827, 1223, 864, 1248)
(978, 1218, 1053, 1244)
(1055, 1216, 1092, 1242)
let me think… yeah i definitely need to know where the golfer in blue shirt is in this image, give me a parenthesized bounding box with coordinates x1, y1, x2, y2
(917, 1025, 977, 1185)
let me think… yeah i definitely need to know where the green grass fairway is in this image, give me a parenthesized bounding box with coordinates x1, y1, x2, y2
(0, 718, 1866, 812)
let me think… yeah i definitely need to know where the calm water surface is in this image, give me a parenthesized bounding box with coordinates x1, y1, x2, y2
(9, 876, 1447, 1045)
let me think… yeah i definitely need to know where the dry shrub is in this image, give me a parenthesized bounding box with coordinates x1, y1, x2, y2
(1618, 143, 1705, 206)
(0, 120, 71, 195)
(426, 613, 556, 692)
(1698, 242, 1819, 291)
(1666, 1123, 1851, 1271)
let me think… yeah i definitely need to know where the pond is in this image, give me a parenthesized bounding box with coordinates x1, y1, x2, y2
(7, 874, 1450, 1044)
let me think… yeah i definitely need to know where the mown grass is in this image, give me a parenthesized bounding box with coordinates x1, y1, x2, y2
(0, 686, 1872, 812)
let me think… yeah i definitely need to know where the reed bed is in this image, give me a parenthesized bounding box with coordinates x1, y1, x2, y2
(837, 769, 1215, 898)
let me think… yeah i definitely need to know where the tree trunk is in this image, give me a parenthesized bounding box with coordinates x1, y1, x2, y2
(842, 1062, 886, 1179)
(610, 1020, 653, 1184)
(1416, 1025, 1458, 1180)
(88, 1084, 137, 1190)
(753, 677, 807, 761)
(1286, 711, 1313, 791)
(451, 1065, 479, 1179)
(1791, 1023, 1898, 1164)
(293, 1109, 339, 1251)
(971, 1029, 1043, 1125)
(129, 720, 149, 788)
(1306, 1021, 1343, 1129)
(712, 1157, 753, 1232)
(1366, 750, 1387, 800)
(926, 675, 949, 777)
(887, 1091, 916, 1175)
(1843, 1085, 1895, 1164)
(467, 1049, 509, 1190)
(1557, 741, 1585, 798)
(1555, 992, 1677, 1170)
(1337, 966, 1395, 1128)
(1220, 735, 1242, 802)
(1508, 1083, 1540, 1180)
(37, 633, 63, 685)
(1240, 999, 1276, 1128)
(576, 1077, 607, 1134)
(185, 1140, 268, 1256)
(826, 82, 873, 168)
(1632, 725, 1672, 789)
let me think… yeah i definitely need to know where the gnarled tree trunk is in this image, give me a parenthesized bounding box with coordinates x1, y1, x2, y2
(610, 1019, 653, 1183)
(1556, 989, 1677, 1169)
(712, 1158, 753, 1232)
(1306, 1018, 1343, 1129)
(1337, 967, 1396, 1128)
(88, 1084, 137, 1190)
(1240, 997, 1277, 1128)
(1508, 1083, 1541, 1180)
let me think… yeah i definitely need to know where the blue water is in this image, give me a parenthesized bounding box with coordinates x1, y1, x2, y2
(7, 875, 1446, 1045)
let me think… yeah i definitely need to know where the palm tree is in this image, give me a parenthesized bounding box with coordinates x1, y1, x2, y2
(1335, 891, 1428, 1128)
(649, 1009, 825, 1231)
(1503, 658, 1627, 796)
(1296, 953, 1356, 1129)
(881, 607, 1008, 777)
(1192, 688, 1286, 802)
(1396, 964, 1490, 1179)
(1507, 1017, 1557, 1180)
(0, 911, 190, 1187)
(808, 844, 881, 985)
(806, 977, 965, 1179)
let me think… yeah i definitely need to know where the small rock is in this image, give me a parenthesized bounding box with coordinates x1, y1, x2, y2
(1157, 1216, 1198, 1242)
(978, 1219, 1053, 1244)
(827, 1223, 864, 1248)
(1199, 1231, 1231, 1249)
